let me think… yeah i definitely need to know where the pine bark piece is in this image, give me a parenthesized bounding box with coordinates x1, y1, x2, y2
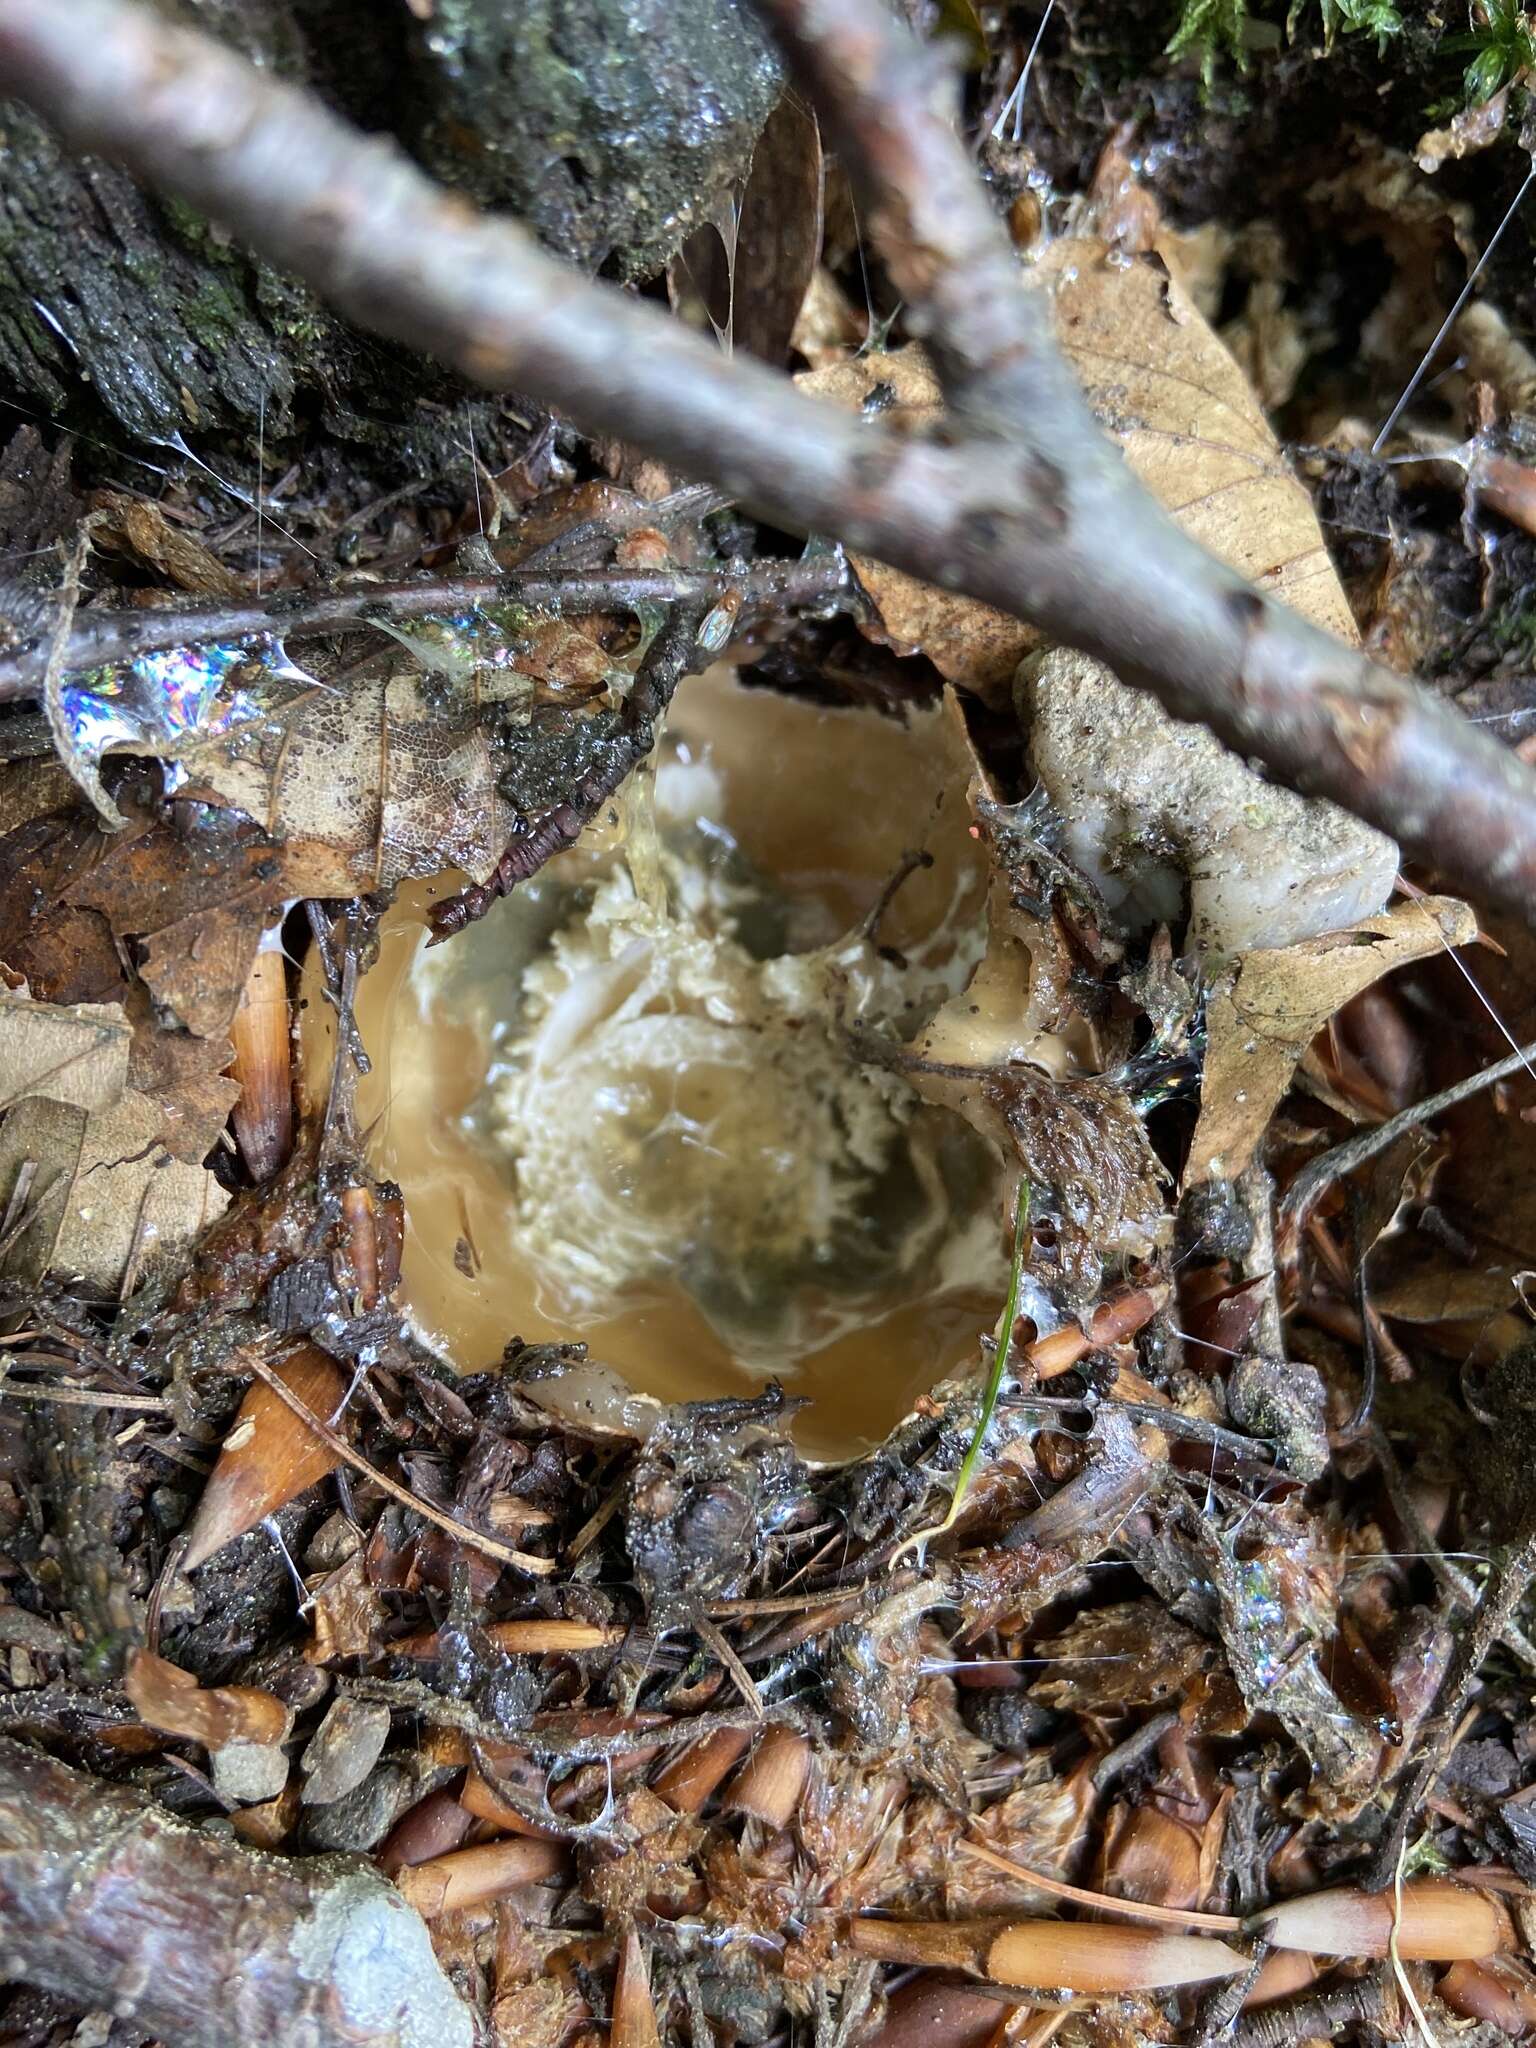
(0, 1738, 473, 2048)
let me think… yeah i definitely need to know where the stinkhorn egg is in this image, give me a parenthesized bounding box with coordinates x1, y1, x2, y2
(302, 673, 1013, 1456)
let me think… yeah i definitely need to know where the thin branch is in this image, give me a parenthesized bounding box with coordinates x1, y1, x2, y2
(0, 1382, 168, 1412)
(1, 0, 1536, 917)
(0, 558, 853, 705)
(427, 606, 708, 936)
(0, 1738, 473, 2048)
(1280, 1033, 1536, 1240)
(243, 1347, 555, 1578)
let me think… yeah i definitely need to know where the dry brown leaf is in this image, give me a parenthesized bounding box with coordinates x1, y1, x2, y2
(671, 90, 823, 367)
(305, 1551, 388, 1665)
(0, 1087, 228, 1293)
(91, 493, 247, 598)
(0, 805, 287, 1170)
(1187, 895, 1479, 1184)
(797, 345, 1030, 694)
(0, 993, 131, 1112)
(797, 235, 1356, 696)
(1367, 1253, 1526, 1328)
(123, 984, 241, 1165)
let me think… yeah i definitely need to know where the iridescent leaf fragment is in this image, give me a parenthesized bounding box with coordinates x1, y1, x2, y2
(49, 633, 315, 827)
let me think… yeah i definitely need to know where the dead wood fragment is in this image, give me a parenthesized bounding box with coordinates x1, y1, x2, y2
(0, 1738, 474, 2048)
(2, 0, 1535, 919)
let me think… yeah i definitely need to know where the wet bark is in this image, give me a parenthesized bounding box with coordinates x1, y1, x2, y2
(0, 0, 777, 453)
(0, 1739, 474, 2048)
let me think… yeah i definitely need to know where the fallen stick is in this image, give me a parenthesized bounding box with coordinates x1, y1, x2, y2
(1, 0, 1535, 920)
(0, 556, 853, 703)
(0, 1739, 473, 2048)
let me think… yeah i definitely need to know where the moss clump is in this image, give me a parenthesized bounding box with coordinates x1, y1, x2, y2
(1167, 0, 1401, 89)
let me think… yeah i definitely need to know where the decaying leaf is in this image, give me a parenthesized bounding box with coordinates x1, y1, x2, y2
(0, 971, 232, 1295)
(926, 1754, 1099, 1915)
(0, 805, 282, 1175)
(1188, 894, 1479, 1184)
(1028, 1600, 1209, 1714)
(798, 234, 1357, 699)
(173, 615, 620, 892)
(1195, 1510, 1381, 1800)
(0, 993, 131, 1112)
(305, 1552, 388, 1666)
(907, 907, 1166, 1312)
(91, 492, 247, 598)
(175, 664, 517, 894)
(0, 1086, 228, 1293)
(796, 345, 1031, 696)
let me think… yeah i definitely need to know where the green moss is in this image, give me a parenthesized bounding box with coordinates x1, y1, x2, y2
(1443, 0, 1536, 102)
(1168, 0, 1401, 89)
(1492, 598, 1536, 660)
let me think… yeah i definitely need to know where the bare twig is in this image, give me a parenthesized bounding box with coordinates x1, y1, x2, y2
(1, 0, 1535, 918)
(243, 1347, 555, 1578)
(0, 1382, 167, 1412)
(1231, 1969, 1388, 2048)
(1280, 1034, 1536, 1241)
(0, 557, 853, 704)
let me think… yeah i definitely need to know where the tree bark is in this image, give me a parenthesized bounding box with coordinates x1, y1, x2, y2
(0, 0, 775, 449)
(0, 1739, 474, 2048)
